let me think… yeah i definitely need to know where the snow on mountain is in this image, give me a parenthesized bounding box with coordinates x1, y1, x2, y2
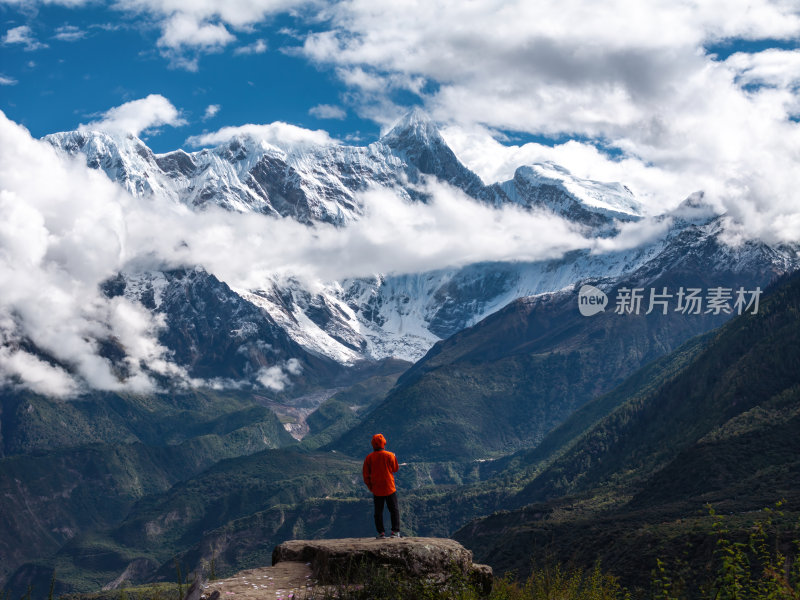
(41, 111, 800, 386)
(242, 206, 796, 365)
(381, 107, 486, 198)
(485, 162, 642, 233)
(114, 267, 345, 391)
(46, 130, 178, 200)
(45, 110, 635, 228)
(232, 245, 673, 366)
(46, 117, 444, 224)
(516, 162, 641, 219)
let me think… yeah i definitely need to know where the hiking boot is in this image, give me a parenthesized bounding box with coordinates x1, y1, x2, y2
(390, 531, 401, 538)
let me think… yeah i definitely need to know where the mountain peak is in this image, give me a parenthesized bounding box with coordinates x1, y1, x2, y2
(44, 129, 166, 198)
(211, 134, 284, 165)
(511, 162, 643, 222)
(664, 191, 722, 227)
(376, 108, 485, 197)
(381, 107, 442, 146)
(46, 128, 148, 153)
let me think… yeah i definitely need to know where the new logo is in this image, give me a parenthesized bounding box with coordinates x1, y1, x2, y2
(578, 285, 608, 316)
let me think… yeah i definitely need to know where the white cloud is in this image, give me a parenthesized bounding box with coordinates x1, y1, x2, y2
(0, 345, 81, 399)
(154, 13, 235, 70)
(286, 182, 588, 280)
(203, 103, 221, 120)
(53, 24, 85, 41)
(234, 38, 267, 55)
(0, 111, 188, 397)
(79, 94, 187, 137)
(0, 74, 17, 85)
(3, 25, 47, 50)
(114, 0, 306, 32)
(158, 12, 234, 50)
(725, 49, 800, 89)
(309, 104, 347, 120)
(257, 358, 302, 391)
(186, 121, 339, 149)
(288, 0, 800, 243)
(440, 125, 696, 214)
(108, 0, 307, 68)
(131, 179, 592, 289)
(592, 215, 674, 254)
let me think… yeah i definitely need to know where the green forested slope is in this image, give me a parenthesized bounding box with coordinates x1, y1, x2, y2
(0, 389, 294, 588)
(457, 272, 800, 591)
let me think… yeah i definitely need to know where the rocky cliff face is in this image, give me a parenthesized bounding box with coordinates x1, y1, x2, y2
(116, 268, 344, 387)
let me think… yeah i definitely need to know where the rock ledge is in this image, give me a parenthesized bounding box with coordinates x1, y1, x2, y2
(273, 537, 492, 593)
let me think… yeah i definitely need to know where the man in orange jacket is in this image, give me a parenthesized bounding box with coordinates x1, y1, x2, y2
(362, 433, 400, 538)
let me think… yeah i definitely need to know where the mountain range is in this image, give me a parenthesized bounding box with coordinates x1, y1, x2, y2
(43, 109, 798, 388)
(2, 109, 799, 596)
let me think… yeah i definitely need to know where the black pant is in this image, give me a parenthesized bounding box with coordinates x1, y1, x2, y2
(373, 492, 400, 533)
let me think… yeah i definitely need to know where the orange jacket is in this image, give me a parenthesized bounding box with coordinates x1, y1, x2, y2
(362, 449, 399, 496)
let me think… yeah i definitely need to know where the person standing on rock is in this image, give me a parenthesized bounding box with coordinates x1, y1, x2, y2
(362, 433, 401, 538)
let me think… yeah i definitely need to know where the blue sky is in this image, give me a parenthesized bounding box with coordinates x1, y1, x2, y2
(1, 4, 383, 151)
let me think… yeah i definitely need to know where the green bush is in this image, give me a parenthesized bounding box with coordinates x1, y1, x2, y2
(651, 503, 800, 600)
(490, 563, 627, 600)
(303, 561, 625, 600)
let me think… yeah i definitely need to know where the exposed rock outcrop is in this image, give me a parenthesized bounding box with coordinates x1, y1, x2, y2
(272, 537, 492, 594)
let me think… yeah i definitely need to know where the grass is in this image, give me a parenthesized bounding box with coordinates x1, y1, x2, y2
(58, 583, 180, 600)
(298, 561, 626, 600)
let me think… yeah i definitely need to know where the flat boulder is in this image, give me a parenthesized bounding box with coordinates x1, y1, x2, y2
(272, 537, 492, 594)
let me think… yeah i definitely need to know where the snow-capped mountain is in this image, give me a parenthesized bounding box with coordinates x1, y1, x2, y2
(43, 111, 800, 391)
(47, 110, 637, 228)
(46, 110, 480, 225)
(236, 197, 796, 365)
(487, 162, 642, 227)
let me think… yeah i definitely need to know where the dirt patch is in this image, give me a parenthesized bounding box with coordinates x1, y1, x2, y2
(201, 563, 314, 600)
(254, 389, 344, 441)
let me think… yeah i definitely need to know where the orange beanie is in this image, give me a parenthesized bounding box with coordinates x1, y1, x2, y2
(371, 433, 386, 449)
